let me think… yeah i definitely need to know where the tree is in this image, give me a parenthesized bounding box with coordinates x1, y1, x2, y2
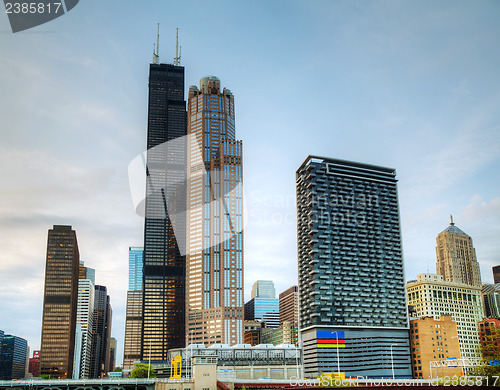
(474, 325, 500, 382)
(130, 363, 156, 379)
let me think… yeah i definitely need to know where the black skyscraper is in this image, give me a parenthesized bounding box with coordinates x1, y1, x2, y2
(141, 60, 187, 360)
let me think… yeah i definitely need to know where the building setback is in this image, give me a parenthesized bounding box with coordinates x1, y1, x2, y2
(406, 273, 483, 359)
(142, 58, 187, 360)
(185, 76, 243, 345)
(409, 315, 461, 379)
(296, 156, 411, 378)
(40, 225, 80, 378)
(435, 218, 482, 287)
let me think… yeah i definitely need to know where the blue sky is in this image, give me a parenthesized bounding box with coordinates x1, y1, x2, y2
(0, 0, 499, 366)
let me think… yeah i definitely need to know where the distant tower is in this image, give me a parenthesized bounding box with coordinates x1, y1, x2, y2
(245, 281, 280, 328)
(436, 216, 482, 287)
(73, 277, 94, 379)
(40, 225, 80, 378)
(123, 247, 143, 370)
(279, 285, 299, 327)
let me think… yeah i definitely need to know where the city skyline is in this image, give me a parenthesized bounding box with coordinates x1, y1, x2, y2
(1, 1, 499, 366)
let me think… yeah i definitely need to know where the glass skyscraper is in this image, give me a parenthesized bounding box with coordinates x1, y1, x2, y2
(245, 280, 280, 328)
(40, 225, 80, 378)
(296, 156, 411, 378)
(0, 334, 28, 380)
(142, 59, 187, 359)
(128, 247, 143, 291)
(185, 76, 243, 345)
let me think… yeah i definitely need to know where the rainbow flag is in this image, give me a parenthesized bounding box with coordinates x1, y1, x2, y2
(316, 330, 346, 348)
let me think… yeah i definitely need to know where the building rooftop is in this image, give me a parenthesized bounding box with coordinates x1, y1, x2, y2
(440, 216, 469, 236)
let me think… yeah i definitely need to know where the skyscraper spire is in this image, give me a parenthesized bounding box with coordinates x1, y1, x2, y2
(174, 27, 181, 66)
(152, 23, 160, 64)
(450, 214, 454, 226)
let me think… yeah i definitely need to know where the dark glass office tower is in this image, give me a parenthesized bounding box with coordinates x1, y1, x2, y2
(40, 225, 80, 378)
(141, 62, 187, 360)
(0, 334, 28, 380)
(296, 156, 411, 379)
(90, 286, 112, 378)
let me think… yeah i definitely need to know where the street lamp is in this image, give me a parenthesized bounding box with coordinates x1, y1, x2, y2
(390, 343, 398, 380)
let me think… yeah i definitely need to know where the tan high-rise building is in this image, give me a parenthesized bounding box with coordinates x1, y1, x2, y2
(123, 291, 143, 370)
(279, 286, 298, 327)
(40, 225, 80, 378)
(409, 316, 461, 379)
(407, 273, 483, 359)
(186, 76, 243, 346)
(436, 217, 481, 287)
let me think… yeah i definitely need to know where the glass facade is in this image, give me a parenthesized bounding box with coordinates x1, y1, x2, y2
(251, 280, 276, 299)
(0, 334, 28, 380)
(296, 156, 411, 378)
(245, 297, 280, 328)
(142, 63, 187, 360)
(128, 247, 144, 291)
(90, 286, 112, 378)
(40, 225, 80, 378)
(186, 77, 243, 345)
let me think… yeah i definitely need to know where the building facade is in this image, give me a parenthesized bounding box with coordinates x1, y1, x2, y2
(0, 334, 28, 380)
(279, 286, 298, 327)
(478, 318, 500, 361)
(406, 273, 483, 359)
(185, 76, 243, 346)
(40, 225, 80, 378)
(296, 156, 411, 378)
(123, 291, 143, 370)
(482, 283, 500, 318)
(90, 286, 112, 378)
(493, 266, 500, 284)
(142, 59, 187, 360)
(251, 280, 275, 299)
(436, 217, 482, 287)
(128, 247, 143, 291)
(244, 298, 280, 328)
(261, 321, 296, 346)
(73, 278, 94, 379)
(243, 321, 261, 346)
(409, 316, 461, 379)
(28, 350, 40, 378)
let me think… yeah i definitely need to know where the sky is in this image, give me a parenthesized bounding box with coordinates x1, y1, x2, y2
(0, 0, 499, 368)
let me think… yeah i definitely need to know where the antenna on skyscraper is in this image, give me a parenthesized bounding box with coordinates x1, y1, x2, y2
(450, 215, 454, 226)
(153, 23, 160, 64)
(174, 28, 181, 66)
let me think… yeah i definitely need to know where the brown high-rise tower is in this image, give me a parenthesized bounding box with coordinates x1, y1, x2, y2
(40, 225, 80, 378)
(186, 76, 244, 345)
(436, 216, 482, 287)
